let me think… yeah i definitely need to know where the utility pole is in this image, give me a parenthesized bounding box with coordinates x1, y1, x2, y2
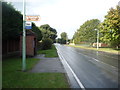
(95, 29, 99, 50)
(22, 0, 26, 71)
(96, 29, 99, 50)
(66, 36, 67, 44)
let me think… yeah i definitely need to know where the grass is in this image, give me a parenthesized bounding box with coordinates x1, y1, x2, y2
(67, 45, 120, 54)
(37, 45, 58, 57)
(2, 57, 69, 88)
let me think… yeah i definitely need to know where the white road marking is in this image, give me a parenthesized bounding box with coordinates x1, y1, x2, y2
(56, 46, 85, 90)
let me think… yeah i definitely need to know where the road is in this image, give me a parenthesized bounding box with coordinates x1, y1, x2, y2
(55, 44, 119, 88)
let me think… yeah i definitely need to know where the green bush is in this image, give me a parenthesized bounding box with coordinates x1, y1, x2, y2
(41, 38, 53, 50)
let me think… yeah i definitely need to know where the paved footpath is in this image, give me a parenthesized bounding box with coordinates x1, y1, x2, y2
(30, 54, 79, 88)
(30, 54, 65, 73)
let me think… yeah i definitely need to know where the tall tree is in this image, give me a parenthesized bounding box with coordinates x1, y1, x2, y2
(2, 2, 23, 40)
(100, 6, 120, 48)
(2, 2, 42, 41)
(73, 19, 100, 44)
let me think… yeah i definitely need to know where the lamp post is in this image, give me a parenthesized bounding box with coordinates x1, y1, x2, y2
(95, 29, 99, 50)
(22, 0, 26, 71)
(66, 36, 67, 44)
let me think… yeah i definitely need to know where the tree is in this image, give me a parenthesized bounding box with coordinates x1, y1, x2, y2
(2, 2, 23, 40)
(32, 23, 42, 41)
(100, 6, 120, 48)
(39, 24, 57, 42)
(61, 32, 67, 40)
(41, 38, 53, 50)
(73, 31, 81, 44)
(60, 32, 68, 44)
(73, 19, 100, 44)
(56, 38, 62, 43)
(2, 2, 42, 42)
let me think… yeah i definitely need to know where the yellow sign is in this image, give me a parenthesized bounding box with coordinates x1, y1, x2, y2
(26, 15, 40, 21)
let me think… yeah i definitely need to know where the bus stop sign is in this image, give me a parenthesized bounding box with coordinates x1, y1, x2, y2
(25, 22, 32, 29)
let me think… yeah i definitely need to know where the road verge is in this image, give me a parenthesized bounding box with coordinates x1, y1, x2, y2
(67, 45, 119, 55)
(2, 45, 69, 88)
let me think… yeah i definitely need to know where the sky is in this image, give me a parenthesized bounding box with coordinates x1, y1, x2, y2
(4, 0, 120, 39)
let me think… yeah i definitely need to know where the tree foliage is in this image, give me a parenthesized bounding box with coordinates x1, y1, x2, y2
(59, 32, 67, 44)
(39, 24, 57, 42)
(56, 38, 62, 43)
(60, 32, 67, 40)
(32, 23, 42, 41)
(2, 2, 23, 40)
(73, 19, 100, 44)
(2, 2, 42, 41)
(56, 32, 68, 44)
(41, 38, 53, 50)
(100, 6, 120, 48)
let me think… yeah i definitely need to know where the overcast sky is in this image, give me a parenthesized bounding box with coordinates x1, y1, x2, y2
(4, 0, 120, 39)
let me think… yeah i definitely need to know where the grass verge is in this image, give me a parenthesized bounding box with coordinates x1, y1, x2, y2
(3, 57, 69, 88)
(37, 45, 58, 57)
(67, 45, 119, 54)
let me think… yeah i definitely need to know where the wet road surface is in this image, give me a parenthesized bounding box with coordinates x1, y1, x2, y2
(55, 44, 119, 88)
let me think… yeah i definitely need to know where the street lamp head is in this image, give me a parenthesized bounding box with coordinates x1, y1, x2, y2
(95, 29, 97, 31)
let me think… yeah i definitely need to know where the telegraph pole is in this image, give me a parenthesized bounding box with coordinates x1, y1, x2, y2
(22, 0, 26, 71)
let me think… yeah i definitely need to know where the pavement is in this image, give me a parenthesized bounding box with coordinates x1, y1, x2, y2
(30, 54, 65, 73)
(30, 54, 79, 88)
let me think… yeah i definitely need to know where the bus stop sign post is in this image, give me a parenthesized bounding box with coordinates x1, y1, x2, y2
(22, 0, 40, 71)
(22, 0, 26, 71)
